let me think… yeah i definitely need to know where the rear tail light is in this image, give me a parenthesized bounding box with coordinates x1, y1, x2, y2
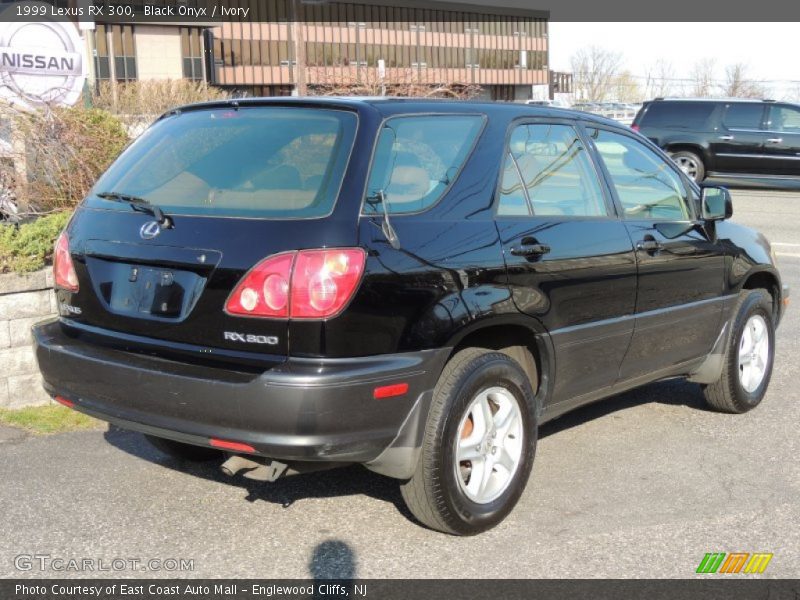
(226, 248, 366, 320)
(630, 124, 640, 132)
(54, 395, 75, 408)
(53, 232, 79, 292)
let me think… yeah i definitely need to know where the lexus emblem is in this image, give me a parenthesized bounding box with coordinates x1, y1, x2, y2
(139, 221, 161, 240)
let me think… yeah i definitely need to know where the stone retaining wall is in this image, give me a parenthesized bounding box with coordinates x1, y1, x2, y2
(0, 269, 57, 408)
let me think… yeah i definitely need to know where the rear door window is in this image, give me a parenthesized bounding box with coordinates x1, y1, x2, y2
(640, 102, 716, 130)
(90, 107, 357, 219)
(767, 105, 800, 132)
(722, 104, 765, 130)
(364, 115, 484, 215)
(498, 123, 607, 217)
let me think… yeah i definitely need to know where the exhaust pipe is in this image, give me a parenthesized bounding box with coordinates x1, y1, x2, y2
(221, 455, 351, 482)
(220, 455, 260, 477)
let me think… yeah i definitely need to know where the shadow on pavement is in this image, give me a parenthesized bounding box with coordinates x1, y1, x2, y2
(309, 540, 357, 580)
(103, 426, 415, 521)
(102, 377, 708, 518)
(540, 377, 709, 439)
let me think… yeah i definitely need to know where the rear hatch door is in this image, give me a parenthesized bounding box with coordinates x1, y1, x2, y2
(60, 104, 359, 366)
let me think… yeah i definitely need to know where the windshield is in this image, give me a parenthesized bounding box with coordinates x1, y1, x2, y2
(89, 107, 357, 219)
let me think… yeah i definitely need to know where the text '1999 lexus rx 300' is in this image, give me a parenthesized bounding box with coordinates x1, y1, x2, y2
(35, 99, 788, 535)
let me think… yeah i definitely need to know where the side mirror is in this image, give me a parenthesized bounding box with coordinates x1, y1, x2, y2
(701, 186, 733, 221)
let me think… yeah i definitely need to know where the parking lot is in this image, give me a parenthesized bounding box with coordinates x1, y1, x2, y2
(0, 189, 798, 579)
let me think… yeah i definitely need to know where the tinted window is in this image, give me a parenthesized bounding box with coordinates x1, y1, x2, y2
(498, 124, 606, 217)
(722, 104, 764, 130)
(640, 102, 716, 130)
(365, 115, 484, 215)
(768, 105, 800, 132)
(90, 107, 357, 218)
(590, 129, 691, 220)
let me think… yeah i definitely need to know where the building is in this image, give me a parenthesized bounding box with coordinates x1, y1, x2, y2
(210, 1, 549, 101)
(81, 0, 552, 101)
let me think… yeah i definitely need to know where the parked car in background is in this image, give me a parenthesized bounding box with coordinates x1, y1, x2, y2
(633, 98, 800, 183)
(526, 99, 571, 109)
(35, 99, 787, 535)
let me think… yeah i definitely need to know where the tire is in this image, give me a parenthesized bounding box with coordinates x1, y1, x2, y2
(145, 435, 222, 462)
(703, 288, 775, 414)
(400, 348, 538, 535)
(670, 150, 705, 183)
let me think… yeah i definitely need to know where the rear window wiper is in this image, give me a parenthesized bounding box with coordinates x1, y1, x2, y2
(96, 191, 173, 229)
(366, 190, 400, 250)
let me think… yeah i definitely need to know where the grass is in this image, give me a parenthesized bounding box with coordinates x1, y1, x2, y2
(0, 404, 101, 434)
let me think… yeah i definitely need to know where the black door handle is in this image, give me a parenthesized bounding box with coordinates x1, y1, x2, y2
(636, 238, 662, 253)
(511, 243, 551, 258)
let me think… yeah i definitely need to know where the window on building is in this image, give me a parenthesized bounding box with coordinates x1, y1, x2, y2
(181, 28, 204, 81)
(111, 25, 136, 82)
(93, 24, 111, 83)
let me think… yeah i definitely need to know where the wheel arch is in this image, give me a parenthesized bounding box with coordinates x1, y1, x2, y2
(444, 314, 554, 412)
(740, 268, 782, 324)
(665, 143, 711, 168)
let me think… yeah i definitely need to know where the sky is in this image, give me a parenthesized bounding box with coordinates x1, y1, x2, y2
(549, 22, 800, 98)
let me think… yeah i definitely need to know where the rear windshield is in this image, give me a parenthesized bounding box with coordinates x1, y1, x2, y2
(640, 102, 716, 130)
(89, 107, 357, 219)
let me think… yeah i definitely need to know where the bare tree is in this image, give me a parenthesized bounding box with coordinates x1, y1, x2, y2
(690, 58, 717, 97)
(612, 70, 642, 103)
(643, 59, 675, 99)
(570, 46, 623, 102)
(723, 63, 766, 98)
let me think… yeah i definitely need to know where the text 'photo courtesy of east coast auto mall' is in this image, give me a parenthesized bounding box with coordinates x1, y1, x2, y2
(0, 0, 798, 598)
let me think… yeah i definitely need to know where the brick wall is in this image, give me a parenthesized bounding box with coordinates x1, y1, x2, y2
(0, 269, 57, 408)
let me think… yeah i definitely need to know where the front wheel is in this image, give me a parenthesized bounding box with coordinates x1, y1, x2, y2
(703, 288, 775, 413)
(400, 348, 538, 535)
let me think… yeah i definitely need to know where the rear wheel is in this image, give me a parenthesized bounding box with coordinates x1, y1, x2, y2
(670, 150, 705, 182)
(703, 288, 775, 413)
(145, 435, 222, 462)
(400, 348, 537, 535)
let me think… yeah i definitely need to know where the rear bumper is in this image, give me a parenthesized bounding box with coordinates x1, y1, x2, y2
(33, 319, 448, 476)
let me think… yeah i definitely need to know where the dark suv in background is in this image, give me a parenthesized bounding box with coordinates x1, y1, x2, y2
(633, 98, 800, 184)
(35, 99, 787, 535)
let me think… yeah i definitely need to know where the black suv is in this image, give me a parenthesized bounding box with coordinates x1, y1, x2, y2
(633, 98, 800, 184)
(35, 99, 788, 535)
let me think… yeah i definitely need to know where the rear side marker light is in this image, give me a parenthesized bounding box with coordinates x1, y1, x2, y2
(226, 248, 366, 320)
(209, 438, 256, 453)
(53, 232, 79, 292)
(373, 383, 409, 399)
(54, 395, 75, 408)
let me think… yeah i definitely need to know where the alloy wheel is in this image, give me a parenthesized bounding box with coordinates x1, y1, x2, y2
(738, 314, 770, 393)
(455, 386, 524, 504)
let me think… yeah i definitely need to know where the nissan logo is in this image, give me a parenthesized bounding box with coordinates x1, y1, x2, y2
(0, 4, 86, 108)
(140, 221, 162, 240)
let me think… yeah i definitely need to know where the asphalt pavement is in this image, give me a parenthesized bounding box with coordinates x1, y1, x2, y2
(1, 189, 798, 579)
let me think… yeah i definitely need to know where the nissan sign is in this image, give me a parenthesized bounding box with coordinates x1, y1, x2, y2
(0, 4, 86, 108)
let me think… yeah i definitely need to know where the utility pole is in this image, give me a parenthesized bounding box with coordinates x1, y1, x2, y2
(292, 0, 307, 96)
